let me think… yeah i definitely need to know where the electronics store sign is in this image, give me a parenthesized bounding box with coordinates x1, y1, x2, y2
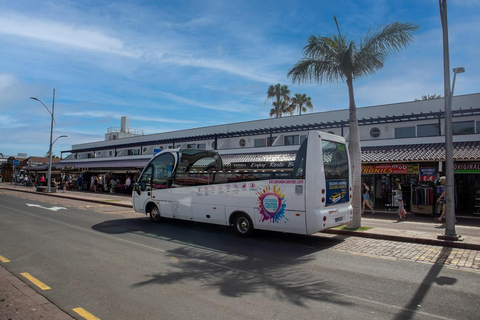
(362, 164, 419, 174)
(454, 162, 480, 173)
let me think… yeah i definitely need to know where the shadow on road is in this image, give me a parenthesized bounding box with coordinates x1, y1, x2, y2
(394, 246, 457, 320)
(92, 217, 351, 307)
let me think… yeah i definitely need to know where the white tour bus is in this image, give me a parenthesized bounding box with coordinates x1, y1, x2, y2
(132, 131, 352, 236)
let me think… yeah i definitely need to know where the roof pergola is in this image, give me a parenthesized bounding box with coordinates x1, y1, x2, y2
(61, 107, 480, 157)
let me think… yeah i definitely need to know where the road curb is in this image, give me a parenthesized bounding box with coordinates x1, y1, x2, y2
(322, 229, 480, 251)
(2, 187, 132, 208)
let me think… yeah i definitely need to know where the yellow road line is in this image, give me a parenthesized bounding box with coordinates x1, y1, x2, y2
(0, 254, 11, 263)
(73, 307, 101, 320)
(20, 272, 51, 291)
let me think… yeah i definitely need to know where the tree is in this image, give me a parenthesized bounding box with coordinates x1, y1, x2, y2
(267, 83, 291, 118)
(415, 94, 443, 101)
(288, 17, 418, 228)
(269, 100, 289, 118)
(289, 93, 313, 115)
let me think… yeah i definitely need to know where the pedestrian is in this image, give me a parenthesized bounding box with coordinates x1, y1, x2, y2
(62, 174, 67, 193)
(40, 175, 45, 186)
(77, 175, 83, 191)
(125, 176, 132, 194)
(362, 182, 375, 215)
(94, 176, 99, 193)
(397, 198, 407, 221)
(98, 175, 104, 193)
(435, 176, 457, 223)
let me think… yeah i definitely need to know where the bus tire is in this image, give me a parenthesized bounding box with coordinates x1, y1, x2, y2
(149, 205, 162, 223)
(234, 213, 254, 237)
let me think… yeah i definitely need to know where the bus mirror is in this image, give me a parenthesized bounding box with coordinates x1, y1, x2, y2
(134, 183, 140, 194)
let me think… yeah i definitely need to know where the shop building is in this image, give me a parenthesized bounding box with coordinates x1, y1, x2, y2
(32, 93, 480, 215)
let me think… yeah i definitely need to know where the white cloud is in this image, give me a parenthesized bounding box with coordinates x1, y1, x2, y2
(157, 91, 253, 113)
(0, 13, 142, 58)
(63, 110, 196, 124)
(0, 11, 279, 84)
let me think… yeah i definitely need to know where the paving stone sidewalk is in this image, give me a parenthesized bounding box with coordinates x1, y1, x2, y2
(328, 235, 480, 271)
(0, 266, 73, 320)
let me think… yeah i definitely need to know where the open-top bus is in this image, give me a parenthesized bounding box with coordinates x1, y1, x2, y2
(132, 130, 352, 236)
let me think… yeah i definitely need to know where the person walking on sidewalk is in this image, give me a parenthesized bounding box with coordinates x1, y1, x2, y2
(397, 198, 407, 221)
(435, 176, 457, 223)
(362, 183, 375, 215)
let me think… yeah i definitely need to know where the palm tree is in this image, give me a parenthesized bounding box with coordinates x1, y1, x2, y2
(288, 17, 418, 228)
(269, 100, 289, 118)
(267, 83, 291, 118)
(290, 93, 313, 115)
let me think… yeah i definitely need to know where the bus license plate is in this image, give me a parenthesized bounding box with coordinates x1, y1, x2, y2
(335, 216, 344, 223)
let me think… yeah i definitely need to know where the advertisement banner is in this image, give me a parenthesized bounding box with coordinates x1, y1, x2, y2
(325, 179, 349, 206)
(361, 164, 419, 174)
(231, 161, 295, 170)
(420, 168, 436, 181)
(454, 162, 480, 173)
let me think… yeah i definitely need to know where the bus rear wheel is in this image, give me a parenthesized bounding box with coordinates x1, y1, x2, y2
(149, 206, 162, 223)
(234, 213, 254, 237)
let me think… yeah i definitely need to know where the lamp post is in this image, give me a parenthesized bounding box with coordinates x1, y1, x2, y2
(439, 0, 464, 240)
(30, 89, 56, 192)
(438, 67, 464, 240)
(53, 135, 68, 145)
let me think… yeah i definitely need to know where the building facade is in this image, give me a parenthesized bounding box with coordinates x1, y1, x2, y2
(41, 93, 480, 215)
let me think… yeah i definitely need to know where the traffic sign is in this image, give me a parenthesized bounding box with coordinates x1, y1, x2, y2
(13, 160, 19, 166)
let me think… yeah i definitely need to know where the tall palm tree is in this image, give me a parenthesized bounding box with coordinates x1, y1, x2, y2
(267, 83, 291, 118)
(290, 93, 313, 115)
(288, 17, 418, 228)
(269, 100, 288, 118)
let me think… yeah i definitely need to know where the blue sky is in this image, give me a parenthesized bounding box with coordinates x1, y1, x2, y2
(0, 0, 479, 157)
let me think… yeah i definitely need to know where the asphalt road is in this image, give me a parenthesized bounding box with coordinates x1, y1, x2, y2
(0, 192, 479, 320)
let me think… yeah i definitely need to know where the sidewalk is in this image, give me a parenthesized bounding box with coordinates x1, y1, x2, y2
(1, 182, 480, 250)
(0, 266, 73, 320)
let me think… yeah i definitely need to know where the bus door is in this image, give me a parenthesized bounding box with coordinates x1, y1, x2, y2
(133, 165, 153, 212)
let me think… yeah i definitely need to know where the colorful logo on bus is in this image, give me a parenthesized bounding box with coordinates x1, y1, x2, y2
(257, 185, 288, 223)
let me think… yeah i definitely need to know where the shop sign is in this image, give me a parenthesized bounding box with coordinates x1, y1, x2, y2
(420, 168, 436, 181)
(454, 162, 480, 173)
(361, 164, 419, 174)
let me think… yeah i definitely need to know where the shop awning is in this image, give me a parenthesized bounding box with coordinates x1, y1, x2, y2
(362, 141, 480, 163)
(26, 142, 480, 172)
(60, 159, 150, 170)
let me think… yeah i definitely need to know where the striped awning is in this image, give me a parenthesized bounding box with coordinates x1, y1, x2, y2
(361, 141, 480, 163)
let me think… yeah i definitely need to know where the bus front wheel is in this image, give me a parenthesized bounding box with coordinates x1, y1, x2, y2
(150, 206, 162, 223)
(234, 213, 254, 237)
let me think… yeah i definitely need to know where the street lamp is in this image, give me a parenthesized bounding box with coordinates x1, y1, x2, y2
(53, 135, 68, 145)
(30, 89, 56, 192)
(438, 67, 464, 240)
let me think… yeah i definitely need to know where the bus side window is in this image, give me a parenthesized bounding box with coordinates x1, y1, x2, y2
(292, 138, 307, 179)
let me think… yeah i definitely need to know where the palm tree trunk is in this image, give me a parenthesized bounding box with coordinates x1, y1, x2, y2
(345, 77, 362, 228)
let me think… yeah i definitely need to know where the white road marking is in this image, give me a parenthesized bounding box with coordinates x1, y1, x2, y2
(26, 203, 67, 211)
